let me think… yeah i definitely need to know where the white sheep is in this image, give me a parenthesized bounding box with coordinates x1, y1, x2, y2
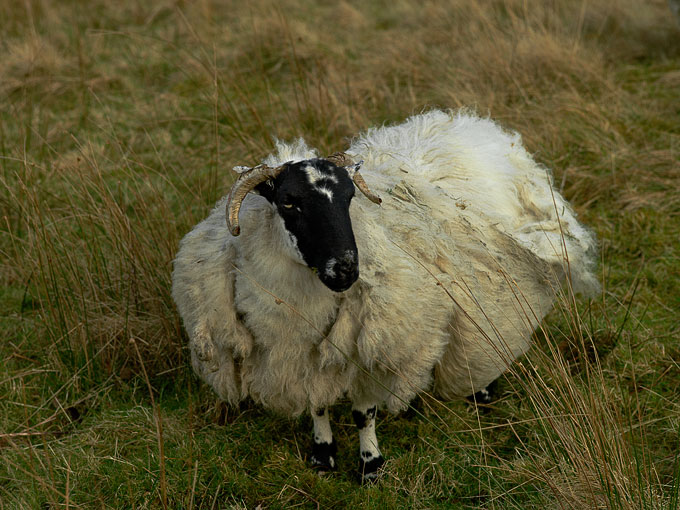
(172, 109, 599, 481)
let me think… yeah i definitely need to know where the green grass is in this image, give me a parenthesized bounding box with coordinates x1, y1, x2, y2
(1, 0, 679, 508)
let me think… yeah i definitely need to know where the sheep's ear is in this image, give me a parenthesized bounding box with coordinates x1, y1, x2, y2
(232, 164, 276, 201)
(253, 178, 276, 202)
(344, 160, 363, 178)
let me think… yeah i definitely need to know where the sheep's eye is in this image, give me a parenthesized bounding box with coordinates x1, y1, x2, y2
(283, 204, 293, 209)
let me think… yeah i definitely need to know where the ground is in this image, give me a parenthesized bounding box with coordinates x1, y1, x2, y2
(1, 0, 679, 508)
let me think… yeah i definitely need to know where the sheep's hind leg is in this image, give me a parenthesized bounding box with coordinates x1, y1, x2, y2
(466, 378, 499, 405)
(352, 402, 384, 483)
(310, 408, 337, 472)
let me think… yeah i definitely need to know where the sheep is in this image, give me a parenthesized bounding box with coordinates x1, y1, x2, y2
(171, 109, 599, 482)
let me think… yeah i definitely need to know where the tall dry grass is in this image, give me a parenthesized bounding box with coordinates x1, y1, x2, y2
(1, 0, 678, 508)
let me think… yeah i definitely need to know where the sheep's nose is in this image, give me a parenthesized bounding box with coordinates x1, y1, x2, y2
(336, 250, 358, 276)
(336, 257, 357, 276)
(322, 251, 359, 292)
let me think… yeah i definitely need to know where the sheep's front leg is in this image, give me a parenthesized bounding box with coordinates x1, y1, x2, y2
(352, 402, 384, 482)
(310, 408, 337, 472)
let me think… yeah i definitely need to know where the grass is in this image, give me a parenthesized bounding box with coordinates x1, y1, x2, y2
(1, 0, 679, 508)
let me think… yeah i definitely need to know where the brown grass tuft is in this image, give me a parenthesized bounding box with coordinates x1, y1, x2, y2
(1, 0, 678, 507)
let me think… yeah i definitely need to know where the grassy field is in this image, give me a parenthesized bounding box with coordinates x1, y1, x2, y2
(1, 0, 679, 508)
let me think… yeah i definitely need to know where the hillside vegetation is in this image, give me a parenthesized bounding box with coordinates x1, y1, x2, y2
(1, 0, 678, 508)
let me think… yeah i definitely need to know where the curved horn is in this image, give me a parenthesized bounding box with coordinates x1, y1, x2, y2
(351, 171, 382, 205)
(225, 163, 285, 236)
(327, 152, 382, 205)
(326, 152, 354, 167)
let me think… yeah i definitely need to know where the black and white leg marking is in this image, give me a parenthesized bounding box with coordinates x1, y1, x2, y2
(466, 378, 499, 406)
(352, 402, 384, 482)
(310, 408, 337, 472)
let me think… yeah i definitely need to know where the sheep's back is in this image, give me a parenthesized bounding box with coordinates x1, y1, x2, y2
(349, 109, 599, 296)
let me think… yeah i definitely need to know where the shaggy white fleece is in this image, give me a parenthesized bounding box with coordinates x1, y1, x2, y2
(172, 109, 599, 416)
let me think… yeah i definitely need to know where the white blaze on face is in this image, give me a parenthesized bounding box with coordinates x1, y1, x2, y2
(304, 164, 337, 202)
(316, 186, 334, 202)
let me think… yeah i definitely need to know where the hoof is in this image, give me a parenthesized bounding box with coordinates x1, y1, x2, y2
(466, 379, 499, 405)
(310, 438, 337, 473)
(358, 455, 385, 484)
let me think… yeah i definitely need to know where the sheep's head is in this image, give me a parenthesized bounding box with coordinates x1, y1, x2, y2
(225, 153, 381, 293)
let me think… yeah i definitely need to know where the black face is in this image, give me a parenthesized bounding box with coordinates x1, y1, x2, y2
(255, 158, 359, 292)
